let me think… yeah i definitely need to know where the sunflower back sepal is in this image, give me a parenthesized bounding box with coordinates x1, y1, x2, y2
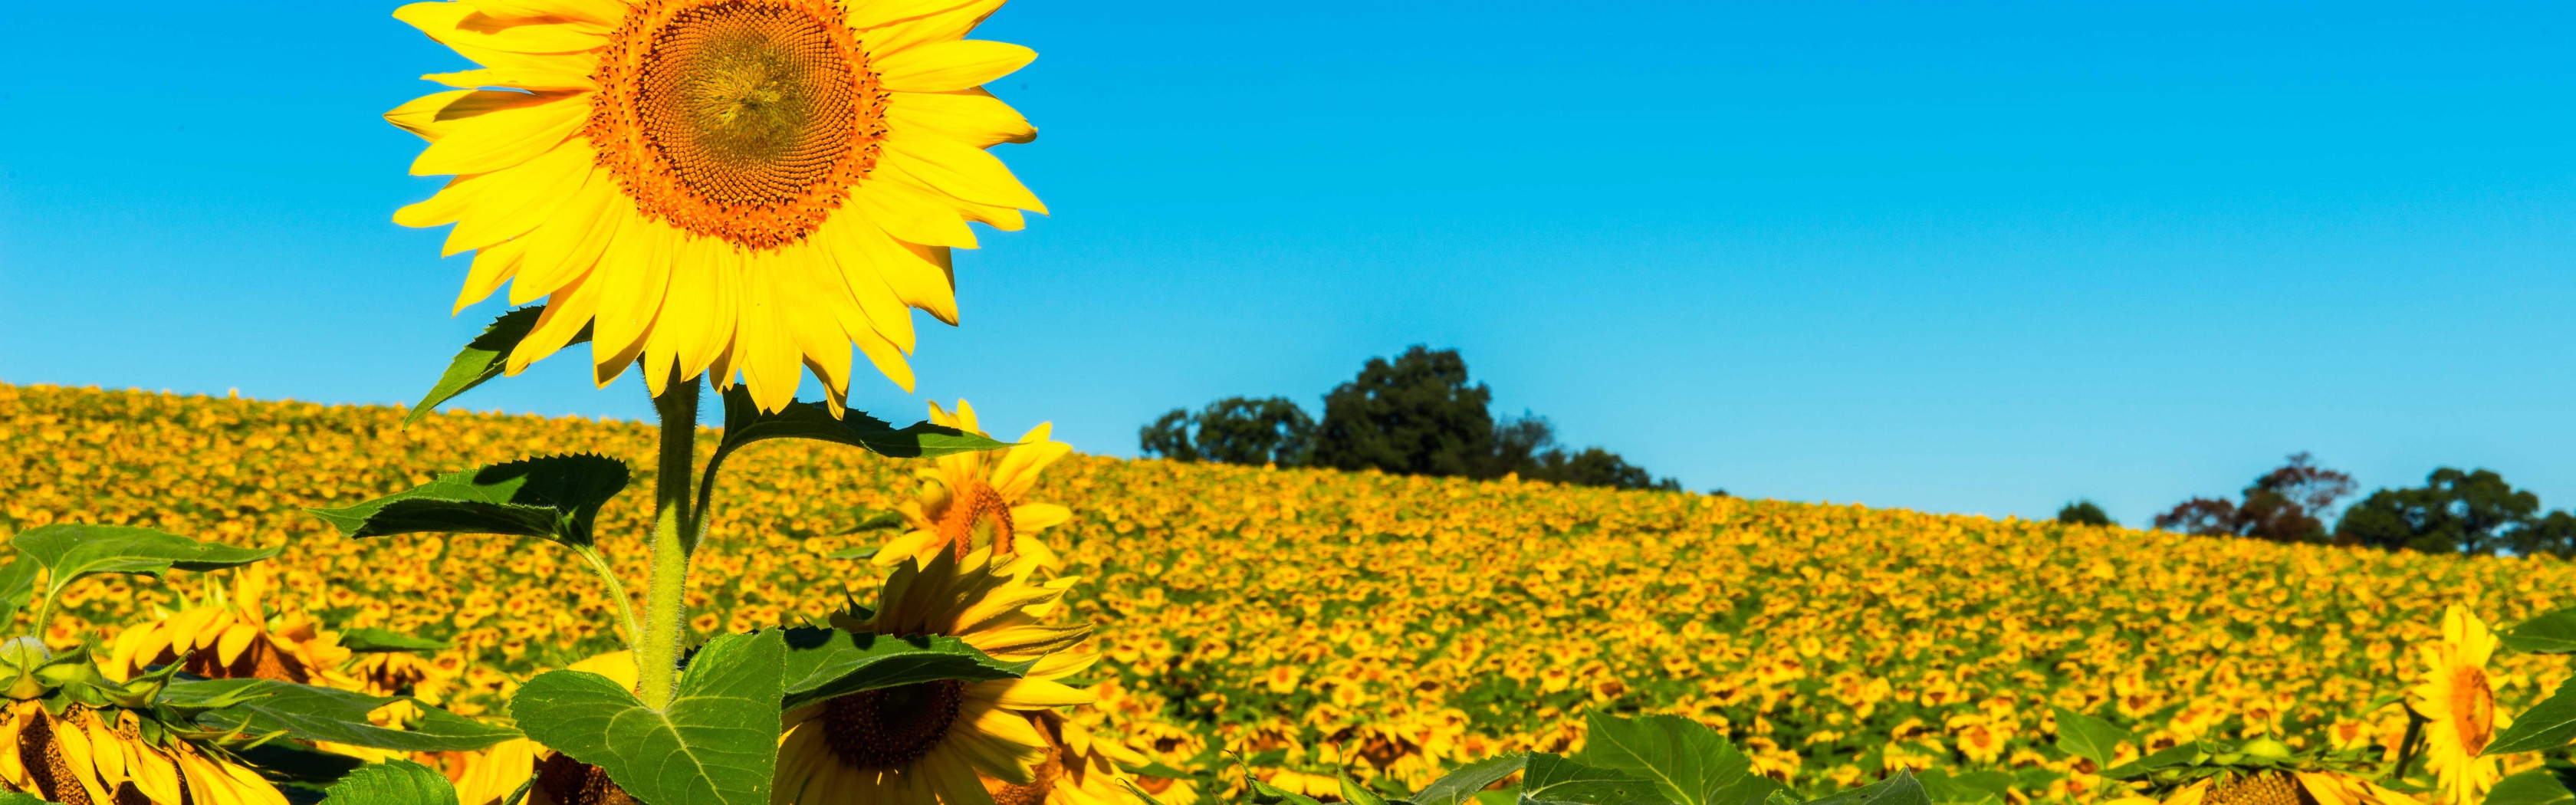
(303, 454, 629, 548)
(714, 384, 1014, 461)
(775, 626, 1033, 711)
(406, 305, 592, 427)
(162, 678, 521, 753)
(512, 629, 784, 805)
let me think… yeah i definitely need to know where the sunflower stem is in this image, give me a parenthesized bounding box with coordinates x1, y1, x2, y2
(573, 544, 643, 652)
(638, 374, 701, 710)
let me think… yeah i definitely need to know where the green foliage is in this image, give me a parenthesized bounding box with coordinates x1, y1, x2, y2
(0, 793, 51, 805)
(0, 560, 38, 628)
(318, 760, 463, 805)
(2054, 501, 2113, 527)
(1570, 712, 1778, 805)
(338, 626, 452, 654)
(1517, 444, 1681, 492)
(2154, 453, 2352, 542)
(10, 525, 278, 623)
(164, 678, 521, 751)
(1139, 396, 1317, 466)
(1411, 754, 1529, 805)
(2486, 770, 2576, 805)
(2049, 706, 2131, 769)
(1517, 753, 1667, 805)
(1802, 773, 1930, 805)
(408, 306, 589, 426)
(2503, 606, 2576, 654)
(777, 628, 1030, 710)
(711, 385, 1011, 462)
(2489, 677, 2576, 754)
(2334, 467, 2571, 555)
(305, 455, 629, 548)
(513, 630, 786, 805)
(1312, 347, 1499, 478)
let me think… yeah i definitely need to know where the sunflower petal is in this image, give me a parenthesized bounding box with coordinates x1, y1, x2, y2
(876, 40, 1035, 94)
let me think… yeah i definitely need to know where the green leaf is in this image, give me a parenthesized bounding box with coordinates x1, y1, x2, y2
(164, 678, 519, 752)
(777, 627, 1031, 711)
(1572, 713, 1777, 805)
(11, 524, 278, 600)
(1518, 754, 1668, 805)
(408, 306, 590, 426)
(0, 559, 39, 626)
(1804, 773, 1930, 805)
(2504, 607, 2576, 655)
(2492, 677, 2576, 754)
(1414, 754, 1529, 805)
(2489, 770, 2576, 805)
(2049, 706, 2131, 769)
(1345, 775, 1391, 805)
(513, 629, 785, 805)
(305, 455, 629, 548)
(320, 760, 462, 805)
(0, 793, 54, 805)
(2101, 744, 2200, 780)
(1252, 779, 1327, 805)
(339, 627, 452, 654)
(1121, 779, 1172, 805)
(1912, 770, 2006, 805)
(714, 385, 1011, 461)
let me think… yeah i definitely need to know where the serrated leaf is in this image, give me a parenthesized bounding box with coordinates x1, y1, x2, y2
(1805, 772, 1930, 805)
(1518, 754, 1668, 805)
(320, 760, 462, 805)
(714, 385, 1011, 461)
(514, 629, 784, 805)
(1414, 754, 1529, 805)
(164, 678, 518, 752)
(408, 306, 590, 426)
(2504, 607, 2576, 655)
(339, 627, 451, 654)
(305, 455, 628, 548)
(2049, 706, 2131, 769)
(1572, 713, 1776, 805)
(2488, 770, 2576, 805)
(11, 525, 278, 602)
(2491, 677, 2576, 754)
(777, 628, 1030, 711)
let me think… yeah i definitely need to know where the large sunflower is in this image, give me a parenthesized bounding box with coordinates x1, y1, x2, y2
(2144, 770, 2420, 805)
(872, 400, 1073, 570)
(777, 549, 1095, 805)
(2412, 604, 2507, 805)
(0, 700, 288, 805)
(387, 0, 1045, 410)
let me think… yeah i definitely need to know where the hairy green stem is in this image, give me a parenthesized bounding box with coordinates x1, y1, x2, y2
(573, 545, 643, 651)
(636, 376, 701, 710)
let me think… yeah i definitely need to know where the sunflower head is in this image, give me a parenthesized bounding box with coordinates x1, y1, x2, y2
(2411, 604, 2507, 805)
(877, 401, 1075, 568)
(103, 567, 355, 688)
(843, 548, 1091, 669)
(0, 698, 290, 805)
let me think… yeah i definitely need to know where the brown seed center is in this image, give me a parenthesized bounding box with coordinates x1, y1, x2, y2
(823, 679, 967, 769)
(2453, 665, 2495, 754)
(936, 480, 1017, 559)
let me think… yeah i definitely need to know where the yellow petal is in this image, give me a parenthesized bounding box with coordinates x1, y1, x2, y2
(859, 0, 1004, 58)
(465, 0, 623, 25)
(508, 168, 620, 303)
(453, 236, 529, 314)
(588, 221, 677, 376)
(409, 94, 586, 176)
(128, 744, 183, 805)
(424, 62, 600, 92)
(215, 623, 261, 667)
(881, 135, 1044, 214)
(886, 90, 1035, 149)
(396, 2, 610, 54)
(1008, 503, 1071, 533)
(876, 40, 1036, 94)
(985, 678, 1096, 709)
(508, 269, 600, 374)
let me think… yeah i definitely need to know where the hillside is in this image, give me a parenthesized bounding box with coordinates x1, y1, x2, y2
(2, 383, 2567, 800)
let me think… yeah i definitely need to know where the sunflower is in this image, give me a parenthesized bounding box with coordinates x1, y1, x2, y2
(386, 0, 1045, 411)
(2411, 604, 2507, 805)
(2144, 770, 2420, 805)
(872, 400, 1073, 570)
(777, 548, 1096, 805)
(102, 567, 357, 689)
(432, 652, 636, 805)
(0, 700, 288, 805)
(431, 737, 544, 805)
(980, 711, 1147, 805)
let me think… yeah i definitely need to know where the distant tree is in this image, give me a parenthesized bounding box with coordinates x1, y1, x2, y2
(2057, 500, 2114, 527)
(2520, 511, 2576, 559)
(2154, 453, 2354, 542)
(1311, 347, 1497, 478)
(2334, 468, 2553, 554)
(1526, 447, 1682, 491)
(1135, 396, 1316, 466)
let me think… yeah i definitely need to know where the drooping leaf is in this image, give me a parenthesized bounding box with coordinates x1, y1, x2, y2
(2488, 770, 2576, 805)
(233, 740, 370, 787)
(1414, 754, 1529, 805)
(304, 455, 629, 548)
(777, 627, 1030, 711)
(407, 306, 589, 426)
(0, 559, 39, 626)
(1518, 753, 1668, 805)
(165, 678, 518, 752)
(2049, 706, 2131, 769)
(513, 629, 785, 805)
(320, 760, 462, 805)
(11, 524, 278, 600)
(714, 385, 1011, 461)
(1804, 772, 1930, 805)
(1572, 713, 1777, 805)
(338, 627, 451, 654)
(2491, 678, 2576, 754)
(2504, 607, 2576, 655)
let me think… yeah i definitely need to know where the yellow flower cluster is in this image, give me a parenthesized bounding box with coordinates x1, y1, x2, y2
(5, 383, 2570, 802)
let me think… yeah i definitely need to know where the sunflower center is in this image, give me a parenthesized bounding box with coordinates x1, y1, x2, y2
(935, 480, 1016, 559)
(822, 679, 966, 769)
(593, 0, 886, 249)
(2453, 665, 2496, 754)
(2209, 772, 2316, 805)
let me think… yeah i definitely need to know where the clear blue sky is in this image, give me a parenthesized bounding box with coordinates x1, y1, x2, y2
(5, 1, 2574, 524)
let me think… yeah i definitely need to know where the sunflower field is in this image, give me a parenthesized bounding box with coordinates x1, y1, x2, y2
(6, 380, 2572, 804)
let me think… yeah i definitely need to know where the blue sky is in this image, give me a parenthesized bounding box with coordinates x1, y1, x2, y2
(5, 1, 2574, 524)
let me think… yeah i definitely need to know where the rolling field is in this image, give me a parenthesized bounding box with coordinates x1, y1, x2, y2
(2, 383, 2566, 802)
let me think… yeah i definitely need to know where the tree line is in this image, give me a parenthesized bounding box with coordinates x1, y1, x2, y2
(2056, 452, 2576, 557)
(1139, 346, 1684, 491)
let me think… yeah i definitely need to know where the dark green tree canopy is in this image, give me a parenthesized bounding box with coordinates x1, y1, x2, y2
(2056, 500, 2114, 527)
(1136, 396, 1316, 466)
(2334, 467, 2567, 555)
(1311, 347, 1497, 478)
(2154, 452, 2354, 542)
